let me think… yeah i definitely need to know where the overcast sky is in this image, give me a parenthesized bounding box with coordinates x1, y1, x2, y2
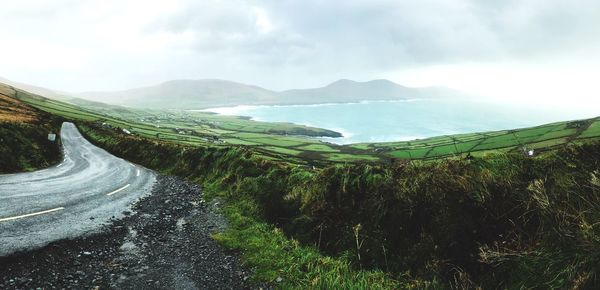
(1, 0, 599, 106)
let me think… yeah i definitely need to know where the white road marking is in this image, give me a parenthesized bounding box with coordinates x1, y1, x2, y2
(129, 163, 135, 167)
(57, 163, 63, 168)
(106, 184, 131, 196)
(0, 207, 65, 223)
(136, 169, 140, 177)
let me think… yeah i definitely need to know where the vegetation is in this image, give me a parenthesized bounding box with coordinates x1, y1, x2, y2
(12, 87, 600, 165)
(14, 89, 379, 164)
(78, 121, 600, 288)
(357, 118, 600, 160)
(77, 123, 421, 288)
(6, 84, 600, 288)
(214, 202, 414, 289)
(0, 84, 62, 173)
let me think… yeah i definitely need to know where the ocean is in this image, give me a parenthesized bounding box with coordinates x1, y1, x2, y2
(202, 99, 597, 144)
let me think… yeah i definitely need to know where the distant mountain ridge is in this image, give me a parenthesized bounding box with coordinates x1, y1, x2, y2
(0, 76, 467, 109)
(279, 79, 417, 104)
(80, 79, 278, 109)
(78, 78, 466, 109)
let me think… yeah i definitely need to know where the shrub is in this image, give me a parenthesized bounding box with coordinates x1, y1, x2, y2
(79, 122, 600, 288)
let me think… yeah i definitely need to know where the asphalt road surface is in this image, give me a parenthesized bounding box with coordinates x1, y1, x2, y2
(0, 122, 156, 256)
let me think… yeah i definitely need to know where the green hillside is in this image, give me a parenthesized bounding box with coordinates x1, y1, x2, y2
(356, 118, 600, 159)
(0, 84, 62, 173)
(7, 83, 600, 288)
(12, 85, 600, 165)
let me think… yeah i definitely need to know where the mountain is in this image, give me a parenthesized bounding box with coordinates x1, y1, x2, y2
(80, 79, 280, 109)
(78, 79, 461, 109)
(1, 76, 465, 109)
(279, 79, 419, 104)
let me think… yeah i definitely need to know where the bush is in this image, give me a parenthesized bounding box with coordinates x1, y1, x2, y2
(0, 121, 62, 173)
(79, 122, 600, 288)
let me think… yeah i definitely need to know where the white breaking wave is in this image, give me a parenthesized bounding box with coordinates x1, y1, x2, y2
(191, 99, 422, 116)
(193, 105, 259, 115)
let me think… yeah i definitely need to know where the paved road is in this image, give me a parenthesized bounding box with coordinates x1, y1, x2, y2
(0, 122, 156, 256)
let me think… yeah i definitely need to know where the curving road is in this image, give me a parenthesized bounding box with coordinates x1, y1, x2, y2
(0, 122, 156, 256)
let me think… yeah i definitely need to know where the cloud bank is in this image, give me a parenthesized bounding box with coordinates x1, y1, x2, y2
(1, 0, 599, 105)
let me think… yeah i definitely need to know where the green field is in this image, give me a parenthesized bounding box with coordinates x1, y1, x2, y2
(358, 119, 600, 160)
(6, 83, 600, 288)
(8, 83, 600, 164)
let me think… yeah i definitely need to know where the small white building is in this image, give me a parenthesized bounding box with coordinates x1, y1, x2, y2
(522, 147, 535, 157)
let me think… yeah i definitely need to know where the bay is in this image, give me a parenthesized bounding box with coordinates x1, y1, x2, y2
(203, 99, 597, 144)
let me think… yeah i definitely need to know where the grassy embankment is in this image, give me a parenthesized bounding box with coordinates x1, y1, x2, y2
(0, 84, 62, 173)
(78, 123, 415, 288)
(10, 86, 600, 288)
(79, 122, 600, 289)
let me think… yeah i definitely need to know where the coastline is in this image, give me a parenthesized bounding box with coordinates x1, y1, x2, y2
(189, 99, 421, 116)
(186, 98, 574, 145)
(187, 99, 448, 144)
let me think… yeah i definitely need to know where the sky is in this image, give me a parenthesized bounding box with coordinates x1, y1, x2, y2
(1, 0, 599, 108)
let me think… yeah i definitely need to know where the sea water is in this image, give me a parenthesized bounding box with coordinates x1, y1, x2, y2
(202, 99, 597, 144)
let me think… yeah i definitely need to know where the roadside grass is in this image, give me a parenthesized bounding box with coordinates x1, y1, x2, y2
(213, 199, 431, 289)
(77, 123, 425, 288)
(0, 120, 62, 173)
(0, 84, 62, 173)
(76, 116, 600, 289)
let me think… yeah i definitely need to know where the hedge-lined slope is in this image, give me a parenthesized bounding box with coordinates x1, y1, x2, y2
(0, 84, 62, 173)
(79, 122, 600, 288)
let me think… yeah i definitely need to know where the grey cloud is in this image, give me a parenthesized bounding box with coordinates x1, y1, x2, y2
(143, 0, 600, 79)
(146, 1, 313, 60)
(1, 0, 599, 92)
(259, 0, 600, 63)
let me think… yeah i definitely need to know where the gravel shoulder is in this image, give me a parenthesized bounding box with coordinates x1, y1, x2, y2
(0, 175, 257, 289)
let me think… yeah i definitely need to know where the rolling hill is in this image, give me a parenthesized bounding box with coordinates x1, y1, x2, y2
(1, 76, 464, 109)
(5, 78, 600, 163)
(79, 79, 279, 109)
(0, 83, 62, 172)
(77, 78, 460, 109)
(0, 77, 72, 101)
(280, 79, 419, 104)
